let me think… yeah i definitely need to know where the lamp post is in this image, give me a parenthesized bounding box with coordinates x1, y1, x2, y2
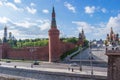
(29, 47, 36, 67)
(79, 46, 82, 71)
(89, 40, 93, 79)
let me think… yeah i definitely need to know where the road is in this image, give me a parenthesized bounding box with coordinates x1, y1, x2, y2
(0, 61, 107, 74)
(70, 47, 108, 67)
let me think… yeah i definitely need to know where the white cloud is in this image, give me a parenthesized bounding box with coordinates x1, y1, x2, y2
(5, 2, 19, 10)
(30, 3, 35, 6)
(14, 21, 37, 28)
(106, 14, 120, 34)
(85, 6, 96, 14)
(39, 23, 50, 31)
(42, 9, 49, 14)
(64, 2, 76, 13)
(0, 1, 3, 6)
(0, 17, 10, 23)
(7, 19, 51, 39)
(101, 8, 107, 13)
(0, 30, 3, 37)
(14, 0, 21, 3)
(8, 29, 21, 36)
(72, 21, 93, 33)
(26, 7, 37, 14)
(38, 19, 50, 30)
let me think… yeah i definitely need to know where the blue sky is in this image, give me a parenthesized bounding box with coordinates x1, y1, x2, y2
(0, 0, 120, 40)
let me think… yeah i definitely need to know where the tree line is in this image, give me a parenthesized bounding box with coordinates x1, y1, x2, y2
(0, 37, 89, 49)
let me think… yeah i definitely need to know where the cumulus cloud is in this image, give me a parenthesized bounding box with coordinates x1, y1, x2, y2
(38, 19, 50, 30)
(106, 14, 120, 34)
(72, 21, 94, 33)
(101, 8, 107, 13)
(42, 9, 49, 14)
(85, 6, 96, 14)
(5, 2, 19, 10)
(14, 21, 37, 28)
(64, 2, 76, 13)
(30, 3, 35, 6)
(0, 17, 11, 23)
(26, 6, 37, 14)
(0, 1, 23, 11)
(0, 1, 3, 6)
(0, 30, 3, 37)
(85, 6, 107, 15)
(14, 0, 21, 3)
(11, 19, 50, 39)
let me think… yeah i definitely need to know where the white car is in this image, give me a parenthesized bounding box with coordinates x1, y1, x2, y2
(70, 63, 78, 67)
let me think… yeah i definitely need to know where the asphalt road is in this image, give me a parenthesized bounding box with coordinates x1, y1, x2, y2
(0, 61, 107, 73)
(71, 47, 108, 67)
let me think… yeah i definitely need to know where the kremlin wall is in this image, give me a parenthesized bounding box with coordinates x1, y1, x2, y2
(0, 7, 84, 62)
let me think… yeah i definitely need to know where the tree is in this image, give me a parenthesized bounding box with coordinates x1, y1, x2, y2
(63, 37, 78, 44)
(83, 39, 89, 47)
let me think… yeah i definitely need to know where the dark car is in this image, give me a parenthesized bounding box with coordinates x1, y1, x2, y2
(6, 60, 11, 63)
(33, 61, 39, 65)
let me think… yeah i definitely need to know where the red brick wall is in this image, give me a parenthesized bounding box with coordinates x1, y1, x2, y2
(60, 41, 76, 55)
(0, 42, 75, 61)
(0, 45, 2, 59)
(7, 46, 49, 61)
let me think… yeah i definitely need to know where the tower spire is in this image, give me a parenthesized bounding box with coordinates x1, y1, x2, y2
(3, 26, 7, 43)
(51, 6, 57, 28)
(110, 27, 114, 34)
(52, 6, 55, 15)
(82, 27, 84, 34)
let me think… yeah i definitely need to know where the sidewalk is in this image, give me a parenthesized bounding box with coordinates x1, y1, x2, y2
(0, 64, 107, 77)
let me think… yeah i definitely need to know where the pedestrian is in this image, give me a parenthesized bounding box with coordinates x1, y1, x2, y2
(14, 65, 16, 68)
(79, 66, 82, 71)
(71, 68, 74, 72)
(31, 64, 33, 68)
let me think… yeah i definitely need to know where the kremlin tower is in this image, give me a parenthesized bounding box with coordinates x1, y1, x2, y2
(77, 28, 86, 46)
(3, 26, 7, 43)
(48, 7, 60, 62)
(1, 26, 9, 58)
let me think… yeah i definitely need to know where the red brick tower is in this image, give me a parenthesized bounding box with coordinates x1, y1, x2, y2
(48, 7, 60, 62)
(1, 26, 9, 59)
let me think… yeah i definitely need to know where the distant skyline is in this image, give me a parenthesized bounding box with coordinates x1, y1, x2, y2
(0, 0, 120, 40)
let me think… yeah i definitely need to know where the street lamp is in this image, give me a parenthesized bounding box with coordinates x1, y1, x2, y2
(89, 40, 93, 78)
(79, 46, 82, 71)
(29, 47, 36, 67)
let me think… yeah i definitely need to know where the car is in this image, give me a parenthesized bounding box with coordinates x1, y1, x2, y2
(6, 60, 11, 63)
(70, 63, 78, 67)
(33, 61, 39, 65)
